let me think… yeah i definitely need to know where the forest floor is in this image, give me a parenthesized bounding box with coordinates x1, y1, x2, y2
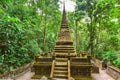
(15, 68, 114, 80)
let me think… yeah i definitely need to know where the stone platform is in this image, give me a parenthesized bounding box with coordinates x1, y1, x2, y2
(15, 68, 114, 80)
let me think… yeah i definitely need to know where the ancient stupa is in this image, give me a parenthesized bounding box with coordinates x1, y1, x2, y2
(32, 1, 93, 80)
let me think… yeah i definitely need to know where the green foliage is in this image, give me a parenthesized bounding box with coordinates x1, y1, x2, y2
(0, 0, 60, 73)
(113, 58, 120, 68)
(73, 0, 120, 68)
(0, 15, 32, 73)
(103, 50, 117, 62)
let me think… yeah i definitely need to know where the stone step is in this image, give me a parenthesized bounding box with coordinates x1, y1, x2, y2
(53, 74, 68, 78)
(55, 53, 68, 56)
(52, 78, 68, 80)
(54, 50, 75, 53)
(54, 70, 68, 74)
(55, 46, 74, 48)
(55, 47, 74, 49)
(54, 67, 68, 70)
(56, 58, 68, 62)
(55, 62, 67, 67)
(54, 49, 75, 53)
(56, 41, 73, 45)
(55, 53, 76, 57)
(54, 48, 75, 51)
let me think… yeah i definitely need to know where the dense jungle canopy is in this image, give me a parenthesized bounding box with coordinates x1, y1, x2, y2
(0, 0, 120, 73)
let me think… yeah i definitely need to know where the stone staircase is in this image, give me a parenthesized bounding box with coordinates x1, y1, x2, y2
(50, 44, 74, 80)
(54, 45, 76, 57)
(50, 1, 76, 79)
(52, 58, 68, 80)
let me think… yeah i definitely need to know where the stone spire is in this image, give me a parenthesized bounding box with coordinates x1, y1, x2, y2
(61, 0, 68, 27)
(56, 0, 72, 44)
(54, 0, 76, 57)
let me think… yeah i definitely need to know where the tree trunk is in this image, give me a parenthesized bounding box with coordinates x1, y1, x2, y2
(43, 15, 47, 53)
(75, 21, 77, 52)
(89, 16, 94, 56)
(42, 0, 47, 53)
